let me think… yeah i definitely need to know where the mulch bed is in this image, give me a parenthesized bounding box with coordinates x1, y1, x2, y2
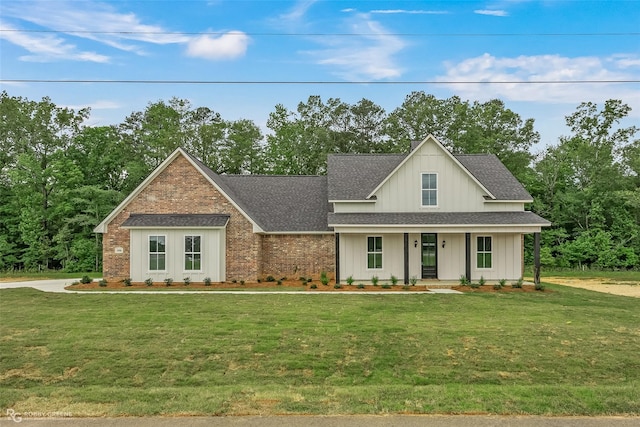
(67, 280, 549, 293)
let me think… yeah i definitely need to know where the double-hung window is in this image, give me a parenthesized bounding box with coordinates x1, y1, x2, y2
(477, 236, 492, 269)
(367, 236, 383, 269)
(421, 173, 438, 207)
(149, 235, 166, 271)
(185, 235, 201, 271)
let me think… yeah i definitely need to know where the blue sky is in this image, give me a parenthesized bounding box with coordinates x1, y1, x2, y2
(1, 0, 639, 150)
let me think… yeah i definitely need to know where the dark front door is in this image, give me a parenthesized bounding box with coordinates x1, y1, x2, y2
(421, 233, 438, 279)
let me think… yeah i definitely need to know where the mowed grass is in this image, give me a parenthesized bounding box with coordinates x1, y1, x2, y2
(1, 284, 639, 416)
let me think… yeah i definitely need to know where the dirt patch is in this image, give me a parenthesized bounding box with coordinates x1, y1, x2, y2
(543, 277, 640, 298)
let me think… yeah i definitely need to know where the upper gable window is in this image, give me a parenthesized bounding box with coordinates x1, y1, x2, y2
(421, 173, 438, 207)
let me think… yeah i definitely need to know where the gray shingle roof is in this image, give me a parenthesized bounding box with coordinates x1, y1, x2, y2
(122, 214, 230, 227)
(327, 154, 405, 200)
(455, 154, 532, 201)
(328, 211, 551, 226)
(326, 152, 532, 201)
(220, 175, 332, 232)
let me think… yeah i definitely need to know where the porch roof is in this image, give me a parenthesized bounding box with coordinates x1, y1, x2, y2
(122, 214, 230, 228)
(328, 211, 551, 227)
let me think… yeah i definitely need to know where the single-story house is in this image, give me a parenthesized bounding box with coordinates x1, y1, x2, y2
(94, 135, 550, 284)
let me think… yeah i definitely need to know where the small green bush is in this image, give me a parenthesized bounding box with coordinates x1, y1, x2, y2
(266, 275, 276, 282)
(240, 280, 246, 286)
(310, 283, 317, 289)
(144, 278, 153, 287)
(493, 283, 502, 290)
(183, 277, 191, 286)
(390, 275, 398, 285)
(98, 279, 107, 287)
(470, 282, 480, 289)
(410, 276, 417, 286)
(346, 275, 354, 285)
(203, 277, 212, 286)
(512, 278, 523, 288)
(320, 271, 330, 286)
(459, 275, 469, 286)
(479, 276, 486, 286)
(371, 275, 379, 286)
(164, 278, 173, 286)
(357, 284, 365, 289)
(80, 275, 92, 284)
(123, 278, 132, 287)
(299, 276, 308, 282)
(381, 284, 391, 289)
(499, 278, 507, 287)
(334, 284, 342, 289)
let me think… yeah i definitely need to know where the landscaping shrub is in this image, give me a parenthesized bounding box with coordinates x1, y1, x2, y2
(535, 282, 546, 291)
(98, 279, 107, 287)
(334, 284, 342, 289)
(479, 275, 486, 286)
(320, 271, 330, 286)
(144, 278, 153, 287)
(123, 278, 132, 287)
(390, 275, 398, 285)
(203, 277, 212, 286)
(410, 276, 417, 286)
(357, 284, 365, 289)
(310, 283, 317, 289)
(381, 284, 391, 289)
(265, 275, 276, 282)
(183, 277, 191, 286)
(164, 278, 173, 286)
(80, 275, 92, 284)
(459, 275, 469, 286)
(346, 275, 354, 285)
(371, 275, 379, 286)
(512, 278, 523, 288)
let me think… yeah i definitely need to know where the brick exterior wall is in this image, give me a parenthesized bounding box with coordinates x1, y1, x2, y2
(102, 154, 261, 282)
(261, 234, 335, 279)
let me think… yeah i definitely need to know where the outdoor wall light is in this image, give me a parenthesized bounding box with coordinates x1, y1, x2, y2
(414, 240, 418, 248)
(442, 240, 446, 248)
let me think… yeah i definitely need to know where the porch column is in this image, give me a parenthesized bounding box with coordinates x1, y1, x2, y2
(403, 233, 409, 284)
(534, 232, 541, 286)
(465, 233, 471, 282)
(335, 233, 340, 285)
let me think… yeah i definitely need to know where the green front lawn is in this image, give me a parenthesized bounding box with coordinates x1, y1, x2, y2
(1, 284, 639, 416)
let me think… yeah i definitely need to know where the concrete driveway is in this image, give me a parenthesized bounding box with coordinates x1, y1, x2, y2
(0, 278, 76, 293)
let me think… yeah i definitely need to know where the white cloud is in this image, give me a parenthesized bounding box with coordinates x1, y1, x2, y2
(303, 14, 406, 80)
(474, 9, 509, 17)
(437, 53, 640, 106)
(186, 32, 250, 60)
(277, 0, 319, 24)
(370, 9, 449, 15)
(0, 21, 109, 63)
(65, 100, 121, 111)
(1, 0, 248, 62)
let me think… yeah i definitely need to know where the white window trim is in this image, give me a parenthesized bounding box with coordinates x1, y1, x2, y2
(148, 234, 167, 273)
(476, 235, 493, 270)
(420, 172, 438, 208)
(366, 235, 383, 270)
(184, 234, 203, 273)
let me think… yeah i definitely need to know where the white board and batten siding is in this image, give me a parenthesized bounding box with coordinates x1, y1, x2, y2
(339, 232, 522, 282)
(129, 228, 226, 283)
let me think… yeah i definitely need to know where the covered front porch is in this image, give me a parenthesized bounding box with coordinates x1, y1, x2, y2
(329, 212, 550, 286)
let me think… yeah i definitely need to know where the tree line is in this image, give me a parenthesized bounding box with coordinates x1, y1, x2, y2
(0, 90, 638, 272)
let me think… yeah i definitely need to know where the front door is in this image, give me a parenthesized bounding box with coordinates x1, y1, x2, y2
(421, 233, 438, 279)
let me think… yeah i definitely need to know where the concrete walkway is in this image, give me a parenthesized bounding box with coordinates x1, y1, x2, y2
(0, 279, 462, 294)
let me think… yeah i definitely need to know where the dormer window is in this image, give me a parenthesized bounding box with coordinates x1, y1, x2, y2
(421, 173, 438, 207)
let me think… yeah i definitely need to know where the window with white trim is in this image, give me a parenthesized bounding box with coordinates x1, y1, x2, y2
(421, 173, 438, 206)
(367, 236, 383, 269)
(149, 235, 166, 271)
(185, 235, 201, 271)
(477, 236, 492, 269)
